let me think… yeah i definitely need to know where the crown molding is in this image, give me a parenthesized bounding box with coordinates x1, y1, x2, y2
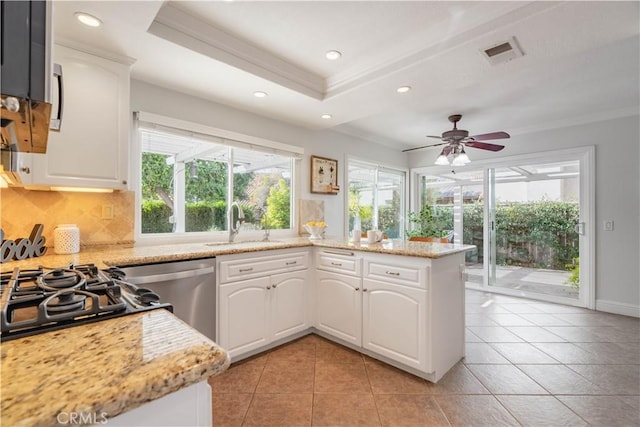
(324, 1, 561, 99)
(148, 3, 325, 100)
(55, 37, 137, 65)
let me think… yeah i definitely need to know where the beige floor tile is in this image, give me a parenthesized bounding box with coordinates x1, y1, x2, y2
(557, 395, 640, 427)
(573, 342, 640, 364)
(487, 314, 536, 326)
(517, 364, 604, 395)
(465, 314, 499, 326)
(364, 358, 429, 394)
(312, 393, 380, 426)
(434, 395, 519, 426)
(506, 326, 566, 342)
(243, 393, 313, 426)
(255, 360, 315, 393)
(315, 339, 364, 364)
(543, 326, 605, 342)
(466, 364, 548, 395)
(489, 343, 559, 364)
(424, 363, 490, 395)
(518, 313, 572, 326)
(532, 342, 607, 364)
(465, 329, 484, 342)
(212, 393, 253, 427)
(501, 303, 545, 314)
(620, 396, 640, 410)
(375, 394, 449, 426)
(209, 355, 268, 394)
(467, 326, 525, 343)
(464, 343, 511, 364)
(496, 395, 587, 426)
(567, 364, 640, 395)
(315, 361, 371, 393)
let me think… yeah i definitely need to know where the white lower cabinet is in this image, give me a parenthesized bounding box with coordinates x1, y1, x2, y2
(362, 278, 426, 371)
(315, 270, 362, 346)
(217, 249, 310, 360)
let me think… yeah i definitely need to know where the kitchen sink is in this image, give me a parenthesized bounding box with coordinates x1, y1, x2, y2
(205, 240, 283, 247)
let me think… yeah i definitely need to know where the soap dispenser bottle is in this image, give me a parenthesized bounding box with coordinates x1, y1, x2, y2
(352, 213, 361, 242)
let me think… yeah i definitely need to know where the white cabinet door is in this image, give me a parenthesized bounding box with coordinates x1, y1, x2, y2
(270, 270, 308, 341)
(32, 44, 129, 189)
(219, 277, 270, 359)
(315, 270, 362, 346)
(362, 278, 426, 371)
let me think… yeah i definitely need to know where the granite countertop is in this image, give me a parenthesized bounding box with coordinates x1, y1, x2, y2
(0, 309, 230, 427)
(1, 237, 474, 270)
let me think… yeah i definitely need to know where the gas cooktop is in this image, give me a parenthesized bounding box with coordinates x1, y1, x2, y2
(0, 263, 172, 342)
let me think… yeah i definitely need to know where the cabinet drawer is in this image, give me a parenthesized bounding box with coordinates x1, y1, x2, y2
(219, 251, 308, 283)
(316, 250, 361, 276)
(364, 260, 426, 288)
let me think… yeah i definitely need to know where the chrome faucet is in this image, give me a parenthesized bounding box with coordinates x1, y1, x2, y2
(228, 201, 245, 242)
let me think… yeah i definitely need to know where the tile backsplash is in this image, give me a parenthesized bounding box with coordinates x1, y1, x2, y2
(0, 187, 135, 248)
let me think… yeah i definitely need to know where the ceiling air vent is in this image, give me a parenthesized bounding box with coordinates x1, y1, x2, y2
(481, 37, 523, 65)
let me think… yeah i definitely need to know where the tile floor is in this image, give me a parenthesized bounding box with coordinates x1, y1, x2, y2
(208, 289, 640, 426)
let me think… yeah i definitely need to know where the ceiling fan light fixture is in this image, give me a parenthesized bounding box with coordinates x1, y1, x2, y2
(435, 150, 450, 166)
(458, 147, 471, 164)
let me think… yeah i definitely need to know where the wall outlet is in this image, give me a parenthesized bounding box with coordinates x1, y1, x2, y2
(101, 205, 114, 220)
(603, 220, 614, 231)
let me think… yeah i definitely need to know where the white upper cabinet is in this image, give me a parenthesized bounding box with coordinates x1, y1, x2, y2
(30, 44, 130, 189)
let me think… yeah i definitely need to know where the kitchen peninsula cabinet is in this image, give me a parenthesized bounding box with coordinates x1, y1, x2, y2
(217, 248, 311, 360)
(314, 247, 466, 382)
(30, 43, 130, 190)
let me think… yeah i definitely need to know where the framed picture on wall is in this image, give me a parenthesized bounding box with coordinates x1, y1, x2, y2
(310, 155, 339, 194)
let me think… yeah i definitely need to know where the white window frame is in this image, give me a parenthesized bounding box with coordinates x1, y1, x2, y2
(344, 155, 408, 239)
(132, 112, 303, 246)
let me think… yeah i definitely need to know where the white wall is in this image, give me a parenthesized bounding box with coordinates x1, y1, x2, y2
(410, 115, 640, 314)
(130, 80, 408, 237)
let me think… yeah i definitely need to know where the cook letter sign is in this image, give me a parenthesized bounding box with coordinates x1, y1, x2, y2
(1, 224, 47, 263)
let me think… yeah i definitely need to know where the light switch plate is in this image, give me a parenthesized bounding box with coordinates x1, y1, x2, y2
(101, 205, 114, 220)
(603, 220, 614, 231)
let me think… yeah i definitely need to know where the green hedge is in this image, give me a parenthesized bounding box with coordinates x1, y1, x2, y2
(413, 201, 579, 270)
(142, 200, 255, 233)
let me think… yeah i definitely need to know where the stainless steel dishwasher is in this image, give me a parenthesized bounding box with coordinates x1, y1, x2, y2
(118, 258, 216, 342)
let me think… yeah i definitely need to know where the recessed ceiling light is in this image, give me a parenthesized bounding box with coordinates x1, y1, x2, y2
(397, 86, 412, 93)
(75, 12, 102, 27)
(253, 91, 268, 98)
(321, 114, 332, 119)
(325, 50, 342, 60)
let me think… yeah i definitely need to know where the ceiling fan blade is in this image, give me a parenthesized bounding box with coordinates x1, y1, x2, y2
(426, 135, 443, 139)
(402, 142, 447, 153)
(469, 131, 510, 141)
(465, 141, 505, 152)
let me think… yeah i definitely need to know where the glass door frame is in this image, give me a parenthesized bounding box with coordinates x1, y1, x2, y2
(410, 146, 595, 309)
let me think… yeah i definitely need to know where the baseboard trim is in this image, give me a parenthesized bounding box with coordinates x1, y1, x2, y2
(595, 299, 640, 318)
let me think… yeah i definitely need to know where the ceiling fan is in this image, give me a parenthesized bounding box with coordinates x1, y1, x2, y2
(402, 114, 510, 166)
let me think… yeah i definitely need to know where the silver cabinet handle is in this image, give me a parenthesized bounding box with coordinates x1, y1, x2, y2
(331, 262, 343, 266)
(385, 271, 400, 276)
(50, 63, 63, 131)
(239, 267, 253, 272)
(285, 261, 297, 266)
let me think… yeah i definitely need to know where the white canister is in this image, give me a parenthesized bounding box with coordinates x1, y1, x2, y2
(54, 224, 80, 254)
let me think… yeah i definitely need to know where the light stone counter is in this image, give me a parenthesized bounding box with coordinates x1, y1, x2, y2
(0, 309, 230, 427)
(0, 237, 474, 271)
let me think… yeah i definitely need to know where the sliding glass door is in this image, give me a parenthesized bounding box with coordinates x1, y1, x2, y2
(414, 148, 593, 308)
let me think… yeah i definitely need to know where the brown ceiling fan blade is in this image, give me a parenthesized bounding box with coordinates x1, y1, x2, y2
(402, 142, 447, 152)
(469, 131, 510, 140)
(426, 135, 443, 139)
(465, 141, 505, 152)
